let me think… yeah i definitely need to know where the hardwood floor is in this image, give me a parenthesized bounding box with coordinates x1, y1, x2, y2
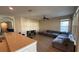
(0, 34, 61, 52)
(0, 38, 9, 52)
(33, 34, 61, 52)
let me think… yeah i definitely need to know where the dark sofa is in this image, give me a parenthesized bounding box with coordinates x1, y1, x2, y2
(39, 30, 75, 52)
(52, 34, 75, 52)
(39, 30, 69, 38)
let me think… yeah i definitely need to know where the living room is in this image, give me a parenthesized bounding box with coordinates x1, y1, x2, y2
(0, 6, 79, 52)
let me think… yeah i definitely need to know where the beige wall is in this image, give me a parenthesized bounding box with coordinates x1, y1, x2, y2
(77, 10, 79, 51)
(39, 18, 60, 31)
(72, 14, 78, 38)
(14, 16, 62, 35)
(14, 16, 21, 33)
(14, 16, 39, 35)
(71, 7, 79, 51)
(20, 17, 39, 35)
(39, 17, 72, 32)
(72, 7, 79, 51)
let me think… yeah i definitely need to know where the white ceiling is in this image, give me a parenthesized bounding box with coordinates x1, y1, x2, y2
(0, 6, 76, 18)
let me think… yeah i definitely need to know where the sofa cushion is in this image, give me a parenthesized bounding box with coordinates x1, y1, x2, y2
(53, 34, 69, 43)
(53, 37, 64, 43)
(57, 34, 68, 39)
(68, 34, 76, 45)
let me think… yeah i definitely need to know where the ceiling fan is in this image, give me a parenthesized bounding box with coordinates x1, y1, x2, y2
(43, 16, 49, 20)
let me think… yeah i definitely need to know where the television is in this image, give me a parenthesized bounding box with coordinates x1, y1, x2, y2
(7, 29, 14, 32)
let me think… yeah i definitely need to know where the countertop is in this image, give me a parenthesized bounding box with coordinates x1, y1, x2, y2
(0, 32, 36, 52)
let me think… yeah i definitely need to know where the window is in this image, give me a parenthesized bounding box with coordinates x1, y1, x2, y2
(60, 19, 69, 32)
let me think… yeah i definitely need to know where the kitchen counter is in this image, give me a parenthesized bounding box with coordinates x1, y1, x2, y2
(0, 32, 37, 52)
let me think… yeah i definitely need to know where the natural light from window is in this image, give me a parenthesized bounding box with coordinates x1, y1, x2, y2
(60, 19, 69, 32)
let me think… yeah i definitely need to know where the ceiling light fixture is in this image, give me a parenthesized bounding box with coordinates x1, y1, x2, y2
(9, 7, 14, 10)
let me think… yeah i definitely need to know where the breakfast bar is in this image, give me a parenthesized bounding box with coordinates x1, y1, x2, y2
(0, 32, 37, 52)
